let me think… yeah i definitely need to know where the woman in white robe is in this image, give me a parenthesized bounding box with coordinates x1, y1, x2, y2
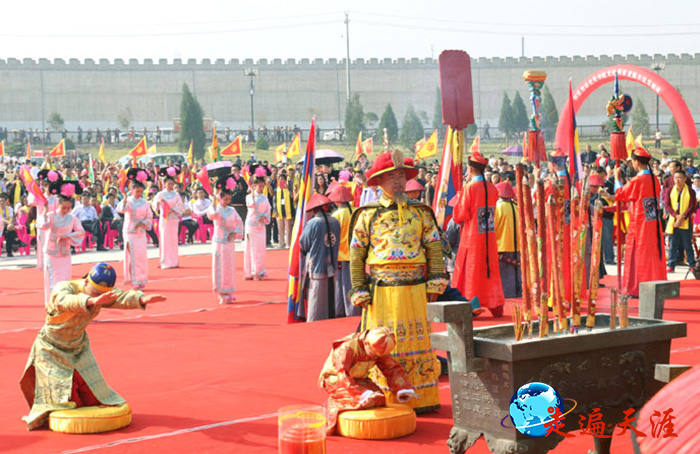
(153, 166, 183, 269)
(244, 176, 271, 280)
(207, 176, 244, 304)
(38, 181, 85, 305)
(117, 168, 154, 290)
(30, 170, 61, 270)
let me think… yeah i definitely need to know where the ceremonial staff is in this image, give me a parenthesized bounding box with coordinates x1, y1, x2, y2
(522, 70, 549, 338)
(606, 72, 633, 325)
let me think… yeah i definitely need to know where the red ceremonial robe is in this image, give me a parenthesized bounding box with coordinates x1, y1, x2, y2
(615, 171, 667, 296)
(545, 174, 572, 302)
(318, 333, 412, 434)
(452, 177, 504, 309)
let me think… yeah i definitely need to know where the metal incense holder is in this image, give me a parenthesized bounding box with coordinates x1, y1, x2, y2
(428, 281, 686, 454)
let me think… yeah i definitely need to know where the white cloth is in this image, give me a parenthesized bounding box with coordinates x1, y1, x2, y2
(117, 197, 153, 287)
(244, 193, 270, 279)
(359, 187, 382, 206)
(37, 212, 84, 305)
(29, 194, 57, 270)
(153, 189, 183, 269)
(71, 203, 98, 222)
(192, 198, 212, 217)
(181, 199, 194, 221)
(244, 225, 267, 279)
(1, 204, 14, 223)
(207, 204, 243, 296)
(245, 193, 271, 227)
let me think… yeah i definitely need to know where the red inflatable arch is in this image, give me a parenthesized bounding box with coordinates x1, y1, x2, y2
(554, 64, 699, 150)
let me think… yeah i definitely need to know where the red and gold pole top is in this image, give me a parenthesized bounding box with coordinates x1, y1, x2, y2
(522, 70, 547, 83)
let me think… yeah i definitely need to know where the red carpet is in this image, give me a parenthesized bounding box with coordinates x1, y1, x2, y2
(1, 251, 699, 453)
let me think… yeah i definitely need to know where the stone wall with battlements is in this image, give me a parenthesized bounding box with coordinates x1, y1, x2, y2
(0, 54, 698, 133)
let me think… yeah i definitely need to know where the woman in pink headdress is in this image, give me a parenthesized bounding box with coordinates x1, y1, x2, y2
(244, 169, 271, 280)
(117, 168, 154, 289)
(153, 166, 183, 269)
(207, 176, 244, 303)
(37, 181, 85, 305)
(30, 170, 61, 270)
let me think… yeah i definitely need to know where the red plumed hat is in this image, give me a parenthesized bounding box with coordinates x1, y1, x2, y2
(366, 150, 419, 186)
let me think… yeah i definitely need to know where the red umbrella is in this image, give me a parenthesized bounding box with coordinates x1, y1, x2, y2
(635, 363, 700, 453)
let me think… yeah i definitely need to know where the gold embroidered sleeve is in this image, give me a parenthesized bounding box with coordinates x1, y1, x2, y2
(349, 209, 371, 306)
(420, 208, 449, 294)
(103, 289, 146, 310)
(48, 282, 89, 313)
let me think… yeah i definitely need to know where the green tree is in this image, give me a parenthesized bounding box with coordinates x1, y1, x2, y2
(432, 87, 444, 132)
(512, 91, 529, 134)
(117, 107, 133, 130)
(467, 123, 478, 137)
(255, 136, 269, 150)
(364, 112, 378, 128)
(377, 104, 399, 143)
(632, 99, 650, 136)
(669, 117, 680, 144)
(498, 92, 514, 141)
(541, 86, 559, 142)
(48, 112, 64, 131)
(344, 93, 365, 143)
(179, 83, 206, 160)
(399, 104, 425, 148)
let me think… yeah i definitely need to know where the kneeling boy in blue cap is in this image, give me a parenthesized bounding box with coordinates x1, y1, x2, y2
(20, 262, 167, 430)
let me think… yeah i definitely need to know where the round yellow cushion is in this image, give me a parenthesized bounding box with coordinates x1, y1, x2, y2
(337, 403, 416, 440)
(49, 403, 132, 434)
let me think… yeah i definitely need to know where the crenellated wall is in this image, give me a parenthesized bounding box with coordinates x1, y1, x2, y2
(0, 54, 698, 131)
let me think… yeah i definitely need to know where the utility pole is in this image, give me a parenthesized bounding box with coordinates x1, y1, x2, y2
(345, 12, 351, 101)
(651, 62, 666, 132)
(244, 68, 259, 133)
(521, 37, 525, 57)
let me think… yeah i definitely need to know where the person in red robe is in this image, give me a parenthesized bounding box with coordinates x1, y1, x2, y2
(614, 146, 667, 296)
(318, 327, 417, 435)
(452, 151, 504, 317)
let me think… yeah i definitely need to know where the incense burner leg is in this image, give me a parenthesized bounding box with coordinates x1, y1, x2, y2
(591, 428, 614, 454)
(447, 426, 480, 454)
(484, 433, 561, 454)
(591, 438, 612, 454)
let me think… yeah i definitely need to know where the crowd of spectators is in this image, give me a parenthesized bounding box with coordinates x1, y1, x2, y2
(2, 142, 700, 273)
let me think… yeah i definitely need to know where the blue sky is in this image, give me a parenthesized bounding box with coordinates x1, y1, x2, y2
(4, 0, 700, 61)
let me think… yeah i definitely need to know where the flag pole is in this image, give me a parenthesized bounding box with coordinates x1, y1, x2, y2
(607, 71, 632, 323)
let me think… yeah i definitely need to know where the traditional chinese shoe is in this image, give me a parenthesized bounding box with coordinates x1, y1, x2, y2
(219, 295, 236, 304)
(666, 267, 675, 273)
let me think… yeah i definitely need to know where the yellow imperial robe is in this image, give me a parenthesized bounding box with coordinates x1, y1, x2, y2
(349, 194, 448, 412)
(20, 280, 145, 430)
(495, 199, 522, 298)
